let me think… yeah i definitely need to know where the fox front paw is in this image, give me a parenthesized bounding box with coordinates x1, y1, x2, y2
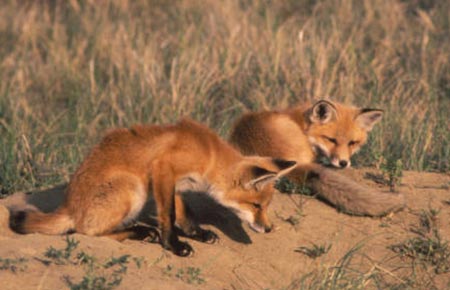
(193, 228, 219, 244)
(168, 240, 193, 257)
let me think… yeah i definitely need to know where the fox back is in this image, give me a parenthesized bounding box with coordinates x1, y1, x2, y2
(230, 100, 383, 168)
(11, 118, 297, 256)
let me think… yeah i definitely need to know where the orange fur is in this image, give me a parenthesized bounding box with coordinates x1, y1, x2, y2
(230, 100, 405, 216)
(11, 118, 296, 256)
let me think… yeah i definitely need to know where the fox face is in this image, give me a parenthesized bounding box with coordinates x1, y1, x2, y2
(219, 158, 297, 233)
(305, 100, 383, 168)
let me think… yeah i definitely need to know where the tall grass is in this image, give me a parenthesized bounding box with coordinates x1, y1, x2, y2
(0, 0, 448, 194)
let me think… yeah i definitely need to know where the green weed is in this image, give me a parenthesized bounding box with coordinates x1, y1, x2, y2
(41, 237, 142, 289)
(44, 236, 80, 265)
(0, 257, 28, 273)
(381, 158, 404, 192)
(275, 177, 314, 196)
(164, 264, 206, 285)
(289, 241, 376, 289)
(295, 243, 331, 259)
(389, 208, 450, 274)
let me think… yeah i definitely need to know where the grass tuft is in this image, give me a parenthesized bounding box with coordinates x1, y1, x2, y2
(0, 0, 448, 195)
(295, 243, 331, 259)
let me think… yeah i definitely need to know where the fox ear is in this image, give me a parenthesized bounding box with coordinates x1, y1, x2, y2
(244, 167, 278, 191)
(244, 159, 297, 191)
(309, 100, 337, 124)
(272, 158, 297, 176)
(356, 109, 383, 131)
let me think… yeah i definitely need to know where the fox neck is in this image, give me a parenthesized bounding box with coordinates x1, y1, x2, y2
(174, 157, 242, 209)
(285, 104, 310, 132)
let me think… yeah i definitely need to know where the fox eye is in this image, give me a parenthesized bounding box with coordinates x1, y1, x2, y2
(323, 136, 337, 144)
(251, 203, 262, 209)
(348, 140, 359, 146)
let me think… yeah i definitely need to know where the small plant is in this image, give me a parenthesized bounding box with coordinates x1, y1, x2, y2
(0, 257, 28, 273)
(291, 241, 374, 289)
(380, 158, 403, 192)
(415, 208, 440, 235)
(41, 238, 139, 289)
(132, 257, 145, 269)
(295, 243, 332, 259)
(66, 254, 132, 290)
(104, 255, 130, 274)
(164, 265, 206, 285)
(176, 267, 205, 285)
(389, 236, 450, 274)
(275, 177, 314, 196)
(44, 236, 80, 265)
(76, 252, 96, 265)
(275, 209, 304, 227)
(389, 208, 450, 274)
(66, 264, 123, 290)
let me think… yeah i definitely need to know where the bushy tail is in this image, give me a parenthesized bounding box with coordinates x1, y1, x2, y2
(10, 207, 75, 235)
(287, 164, 406, 217)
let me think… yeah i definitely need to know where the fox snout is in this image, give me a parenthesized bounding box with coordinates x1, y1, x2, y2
(330, 156, 351, 169)
(249, 221, 273, 233)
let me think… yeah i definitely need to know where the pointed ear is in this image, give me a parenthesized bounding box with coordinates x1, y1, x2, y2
(272, 158, 297, 176)
(356, 108, 383, 131)
(244, 159, 297, 191)
(244, 167, 278, 191)
(309, 100, 337, 124)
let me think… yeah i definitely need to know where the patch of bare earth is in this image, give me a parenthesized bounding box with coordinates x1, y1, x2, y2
(1, 169, 449, 289)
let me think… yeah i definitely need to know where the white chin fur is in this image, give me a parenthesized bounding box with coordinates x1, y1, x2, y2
(249, 223, 265, 233)
(308, 137, 330, 157)
(331, 158, 341, 167)
(331, 158, 351, 168)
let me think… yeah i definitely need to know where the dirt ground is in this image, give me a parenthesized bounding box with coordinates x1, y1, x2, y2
(1, 168, 449, 290)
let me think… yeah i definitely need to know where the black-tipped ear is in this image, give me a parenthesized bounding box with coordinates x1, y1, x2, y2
(273, 159, 297, 171)
(309, 100, 337, 124)
(252, 167, 276, 179)
(356, 109, 383, 131)
(244, 166, 278, 191)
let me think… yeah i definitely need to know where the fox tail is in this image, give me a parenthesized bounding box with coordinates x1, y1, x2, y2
(286, 164, 406, 217)
(10, 207, 75, 235)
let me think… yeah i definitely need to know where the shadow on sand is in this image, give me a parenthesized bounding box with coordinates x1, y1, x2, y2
(3, 185, 252, 244)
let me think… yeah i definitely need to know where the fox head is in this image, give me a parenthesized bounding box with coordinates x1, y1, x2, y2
(219, 157, 297, 233)
(305, 100, 383, 168)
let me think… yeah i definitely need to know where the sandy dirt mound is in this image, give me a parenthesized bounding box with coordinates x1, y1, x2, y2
(0, 169, 449, 289)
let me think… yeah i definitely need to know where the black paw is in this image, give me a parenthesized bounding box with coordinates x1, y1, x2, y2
(169, 240, 194, 257)
(143, 227, 160, 243)
(193, 228, 219, 244)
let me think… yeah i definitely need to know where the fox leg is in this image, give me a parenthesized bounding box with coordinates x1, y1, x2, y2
(73, 174, 147, 238)
(152, 160, 192, 256)
(174, 194, 218, 244)
(101, 225, 159, 242)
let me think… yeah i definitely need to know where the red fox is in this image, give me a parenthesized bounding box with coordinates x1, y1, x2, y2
(230, 99, 405, 216)
(10, 119, 296, 256)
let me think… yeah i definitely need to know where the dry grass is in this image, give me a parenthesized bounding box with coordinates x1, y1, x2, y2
(0, 0, 448, 194)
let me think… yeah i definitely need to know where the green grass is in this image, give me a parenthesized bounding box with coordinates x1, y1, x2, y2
(40, 237, 143, 290)
(44, 236, 80, 265)
(289, 241, 376, 289)
(389, 208, 450, 275)
(0, 0, 448, 194)
(164, 264, 206, 285)
(295, 243, 332, 259)
(0, 257, 28, 273)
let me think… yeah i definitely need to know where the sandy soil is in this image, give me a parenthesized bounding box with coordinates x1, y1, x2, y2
(0, 169, 449, 290)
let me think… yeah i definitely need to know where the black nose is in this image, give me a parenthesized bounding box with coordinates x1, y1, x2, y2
(339, 160, 348, 168)
(264, 226, 272, 233)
